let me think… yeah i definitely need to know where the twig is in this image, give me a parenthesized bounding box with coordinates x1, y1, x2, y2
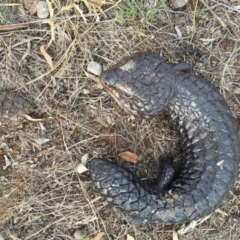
(23, 114, 53, 122)
(199, 0, 227, 29)
(0, 23, 28, 31)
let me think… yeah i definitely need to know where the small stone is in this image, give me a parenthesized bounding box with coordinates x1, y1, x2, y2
(87, 61, 102, 76)
(170, 0, 188, 9)
(73, 229, 86, 240)
(0, 176, 8, 182)
(37, 1, 49, 19)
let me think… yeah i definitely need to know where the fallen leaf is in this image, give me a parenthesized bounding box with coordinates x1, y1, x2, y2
(3, 155, 10, 170)
(23, 0, 37, 15)
(127, 234, 135, 240)
(118, 151, 138, 163)
(40, 45, 53, 68)
(81, 153, 89, 166)
(90, 232, 106, 240)
(33, 156, 39, 163)
(76, 163, 88, 174)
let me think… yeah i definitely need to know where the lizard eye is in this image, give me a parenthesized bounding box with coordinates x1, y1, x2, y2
(123, 92, 131, 98)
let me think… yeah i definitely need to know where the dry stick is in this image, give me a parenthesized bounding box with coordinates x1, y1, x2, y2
(199, 0, 227, 29)
(22, 114, 44, 122)
(0, 23, 28, 31)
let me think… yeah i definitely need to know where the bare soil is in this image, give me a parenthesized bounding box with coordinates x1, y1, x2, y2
(0, 1, 240, 239)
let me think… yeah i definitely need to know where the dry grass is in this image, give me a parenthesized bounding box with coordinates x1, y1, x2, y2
(0, 0, 240, 239)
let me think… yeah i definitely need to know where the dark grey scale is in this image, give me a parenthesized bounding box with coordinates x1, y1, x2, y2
(100, 176, 115, 189)
(115, 68, 125, 79)
(207, 190, 222, 207)
(143, 66, 153, 77)
(104, 73, 116, 87)
(157, 62, 171, 73)
(133, 68, 142, 79)
(89, 52, 240, 224)
(213, 179, 229, 196)
(123, 72, 134, 85)
(197, 180, 213, 197)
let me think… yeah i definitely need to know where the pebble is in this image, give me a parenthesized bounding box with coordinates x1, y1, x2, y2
(73, 229, 87, 240)
(170, 0, 188, 9)
(37, 1, 49, 19)
(87, 61, 102, 76)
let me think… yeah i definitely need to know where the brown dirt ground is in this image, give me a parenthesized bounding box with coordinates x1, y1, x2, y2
(0, 0, 240, 239)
